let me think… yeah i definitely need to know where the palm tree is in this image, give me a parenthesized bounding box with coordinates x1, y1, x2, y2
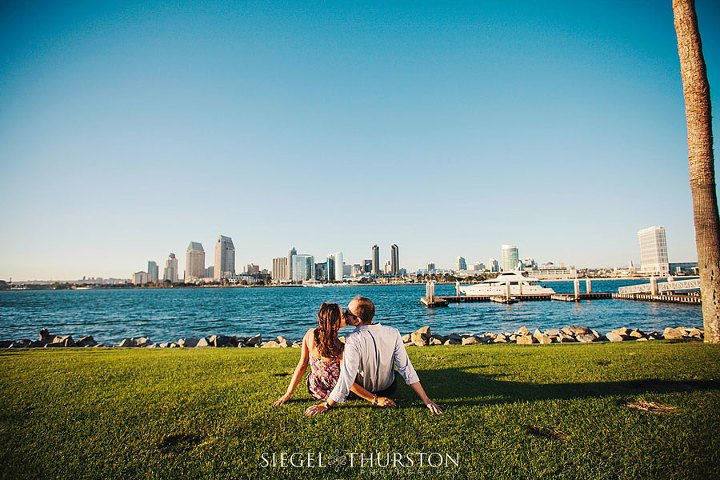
(672, 0, 720, 343)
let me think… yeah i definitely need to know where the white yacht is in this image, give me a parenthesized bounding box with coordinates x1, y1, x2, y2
(459, 271, 556, 296)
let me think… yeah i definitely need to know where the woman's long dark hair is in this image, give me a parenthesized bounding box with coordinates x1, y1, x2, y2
(314, 303, 342, 358)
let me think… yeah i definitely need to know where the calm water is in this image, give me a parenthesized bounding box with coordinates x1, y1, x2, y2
(0, 281, 702, 344)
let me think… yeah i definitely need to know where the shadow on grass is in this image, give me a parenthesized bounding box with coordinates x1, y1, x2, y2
(402, 367, 720, 407)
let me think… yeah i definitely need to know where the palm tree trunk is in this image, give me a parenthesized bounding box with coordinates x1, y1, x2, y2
(672, 0, 720, 343)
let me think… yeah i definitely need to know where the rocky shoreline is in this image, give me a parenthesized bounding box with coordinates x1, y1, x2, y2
(0, 325, 704, 349)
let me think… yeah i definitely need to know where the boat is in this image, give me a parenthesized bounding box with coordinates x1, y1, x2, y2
(459, 271, 556, 296)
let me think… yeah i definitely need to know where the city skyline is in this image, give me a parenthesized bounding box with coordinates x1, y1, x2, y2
(1, 1, 718, 280)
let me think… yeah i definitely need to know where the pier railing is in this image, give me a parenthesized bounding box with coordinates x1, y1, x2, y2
(617, 278, 700, 295)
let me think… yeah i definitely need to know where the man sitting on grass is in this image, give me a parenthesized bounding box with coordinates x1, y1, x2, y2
(305, 296, 442, 416)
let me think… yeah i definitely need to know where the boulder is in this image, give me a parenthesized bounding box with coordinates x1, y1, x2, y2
(291, 341, 302, 348)
(516, 326, 530, 335)
(612, 327, 630, 336)
(245, 334, 262, 347)
(545, 329, 561, 337)
(178, 338, 200, 348)
(663, 327, 684, 340)
(557, 334, 576, 343)
(605, 332, 626, 342)
(462, 336, 480, 345)
(77, 336, 97, 347)
(262, 341, 281, 348)
(39, 329, 56, 342)
(168, 342, 178, 348)
(636, 337, 648, 342)
(493, 334, 508, 344)
(444, 338, 461, 345)
(411, 327, 431, 345)
(118, 338, 136, 348)
(412, 340, 426, 347)
(158, 342, 169, 348)
(136, 337, 153, 347)
(276, 336, 291, 348)
(429, 337, 443, 346)
(516, 335, 535, 345)
(576, 334, 596, 343)
(562, 326, 591, 336)
(210, 335, 233, 347)
(401, 334, 411, 343)
(0, 340, 12, 348)
(687, 328, 703, 338)
(447, 333, 463, 342)
(44, 342, 66, 348)
(196, 337, 211, 348)
(535, 334, 553, 344)
(628, 329, 645, 339)
(591, 330, 601, 340)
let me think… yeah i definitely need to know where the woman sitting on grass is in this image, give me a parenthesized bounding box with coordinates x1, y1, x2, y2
(272, 302, 395, 408)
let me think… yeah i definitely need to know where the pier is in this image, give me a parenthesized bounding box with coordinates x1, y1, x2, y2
(420, 278, 701, 307)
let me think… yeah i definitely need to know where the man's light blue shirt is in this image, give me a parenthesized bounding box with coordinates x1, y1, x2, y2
(328, 323, 420, 404)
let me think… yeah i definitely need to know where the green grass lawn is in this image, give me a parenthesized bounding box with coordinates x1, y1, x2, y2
(1, 342, 720, 480)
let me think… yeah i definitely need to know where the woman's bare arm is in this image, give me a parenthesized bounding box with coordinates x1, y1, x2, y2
(272, 330, 311, 406)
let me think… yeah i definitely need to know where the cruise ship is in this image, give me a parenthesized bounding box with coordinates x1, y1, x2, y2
(459, 271, 556, 296)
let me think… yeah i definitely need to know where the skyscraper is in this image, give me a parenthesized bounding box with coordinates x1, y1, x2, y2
(292, 254, 314, 281)
(488, 258, 499, 273)
(501, 245, 519, 272)
(371, 245, 380, 275)
(163, 253, 179, 283)
(390, 244, 399, 276)
(272, 257, 288, 282)
(287, 247, 297, 281)
(456, 256, 467, 271)
(638, 226, 670, 276)
(326, 254, 335, 282)
(147, 261, 159, 282)
(334, 251, 344, 281)
(185, 242, 205, 282)
(214, 235, 235, 280)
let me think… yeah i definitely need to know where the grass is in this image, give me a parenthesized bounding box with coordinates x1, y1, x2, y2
(1, 342, 720, 479)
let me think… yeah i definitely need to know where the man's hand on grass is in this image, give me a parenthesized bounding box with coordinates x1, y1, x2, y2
(374, 397, 396, 407)
(425, 401, 443, 414)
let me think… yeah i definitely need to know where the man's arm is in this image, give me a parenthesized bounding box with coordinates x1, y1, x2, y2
(393, 331, 442, 415)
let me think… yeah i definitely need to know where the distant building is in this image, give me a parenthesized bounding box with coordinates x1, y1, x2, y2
(204, 266, 214, 278)
(132, 271, 148, 284)
(351, 264, 363, 277)
(287, 247, 297, 281)
(214, 235, 236, 280)
(371, 245, 380, 275)
(343, 264, 352, 277)
(638, 226, 669, 276)
(390, 244, 399, 276)
(334, 252, 344, 281)
(326, 254, 336, 282)
(314, 262, 327, 281)
(363, 259, 372, 273)
(243, 264, 260, 275)
(163, 253, 179, 283)
(501, 245, 519, 272)
(384, 260, 392, 274)
(456, 257, 467, 271)
(272, 257, 288, 282)
(147, 261, 159, 282)
(185, 242, 205, 282)
(473, 262, 485, 271)
(426, 263, 436, 273)
(488, 258, 499, 272)
(292, 254, 314, 281)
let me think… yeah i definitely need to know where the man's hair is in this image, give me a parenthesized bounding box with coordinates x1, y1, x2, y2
(352, 296, 375, 324)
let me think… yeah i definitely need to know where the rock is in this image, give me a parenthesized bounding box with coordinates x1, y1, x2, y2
(178, 338, 200, 348)
(429, 337, 443, 346)
(291, 341, 302, 348)
(517, 326, 530, 335)
(535, 334, 553, 344)
(118, 338, 136, 348)
(245, 334, 262, 347)
(0, 340, 12, 348)
(28, 340, 46, 347)
(39, 329, 56, 342)
(136, 337, 152, 347)
(401, 334, 411, 343)
(533, 328, 543, 338)
(168, 342, 178, 348)
(262, 340, 281, 348)
(516, 335, 535, 345)
(412, 340, 426, 347)
(687, 328, 703, 338)
(557, 334, 577, 343)
(545, 329, 561, 337)
(196, 337, 211, 348)
(77, 335, 97, 347)
(462, 336, 480, 345)
(612, 327, 630, 336)
(493, 334, 508, 343)
(628, 329, 644, 339)
(444, 338, 461, 345)
(416, 326, 431, 336)
(663, 327, 684, 340)
(591, 330, 601, 340)
(411, 327, 431, 345)
(447, 333, 462, 342)
(636, 338, 648, 342)
(276, 336, 291, 348)
(158, 342, 169, 348)
(44, 342, 65, 348)
(562, 326, 591, 336)
(605, 332, 626, 342)
(576, 334, 596, 343)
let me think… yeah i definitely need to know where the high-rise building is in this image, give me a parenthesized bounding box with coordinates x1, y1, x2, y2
(426, 263, 436, 273)
(214, 235, 235, 280)
(351, 264, 363, 277)
(501, 245, 519, 272)
(371, 245, 380, 275)
(292, 254, 314, 281)
(334, 251, 344, 281)
(326, 254, 336, 282)
(488, 258, 499, 273)
(456, 257, 467, 271)
(272, 257, 288, 282)
(314, 262, 327, 281)
(185, 242, 205, 282)
(638, 226, 670, 276)
(390, 244, 399, 276)
(243, 264, 260, 275)
(363, 259, 372, 273)
(163, 253, 179, 283)
(204, 266, 214, 278)
(287, 247, 297, 281)
(147, 261, 159, 282)
(384, 260, 392, 274)
(132, 271, 148, 285)
(473, 262, 485, 271)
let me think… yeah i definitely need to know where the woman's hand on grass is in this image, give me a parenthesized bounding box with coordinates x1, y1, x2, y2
(425, 401, 443, 414)
(304, 403, 328, 416)
(272, 393, 291, 407)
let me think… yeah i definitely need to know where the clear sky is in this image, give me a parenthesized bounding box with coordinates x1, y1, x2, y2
(1, 0, 719, 280)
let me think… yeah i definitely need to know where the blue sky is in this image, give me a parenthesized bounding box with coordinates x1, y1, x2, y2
(1, 0, 719, 280)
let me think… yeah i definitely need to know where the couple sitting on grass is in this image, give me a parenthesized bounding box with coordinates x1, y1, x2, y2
(273, 295, 442, 416)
